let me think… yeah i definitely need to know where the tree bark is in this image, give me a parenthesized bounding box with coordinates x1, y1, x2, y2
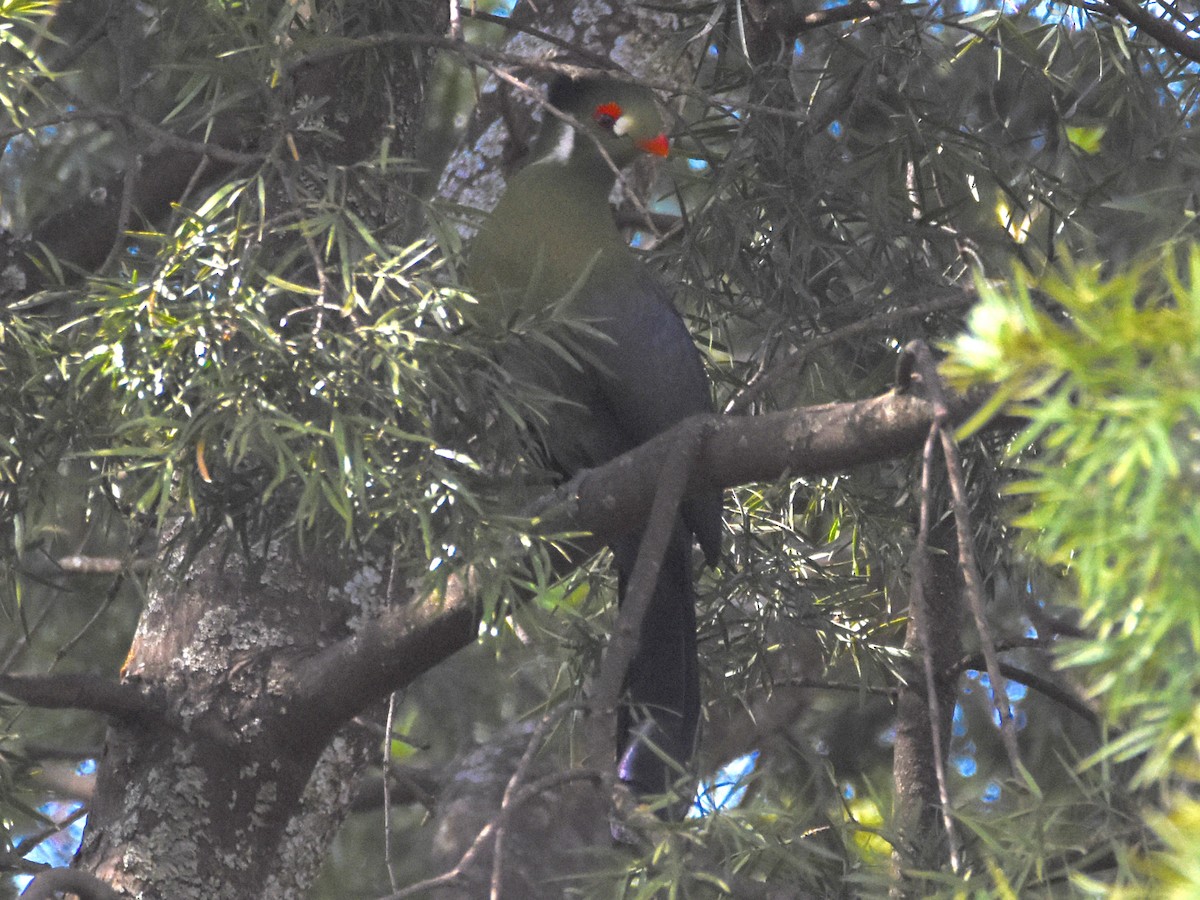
(75, 526, 380, 897)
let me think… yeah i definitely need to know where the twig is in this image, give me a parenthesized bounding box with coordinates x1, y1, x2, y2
(763, 0, 910, 37)
(169, 154, 213, 233)
(456, 7, 617, 70)
(42, 3, 117, 78)
(465, 58, 662, 232)
(942, 637, 1050, 674)
(383, 693, 401, 893)
(727, 289, 973, 414)
(491, 714, 556, 900)
(949, 657, 1100, 727)
(21, 868, 124, 900)
(48, 520, 153, 675)
(0, 601, 54, 672)
(99, 159, 139, 273)
(98, 28, 140, 274)
(777, 678, 897, 695)
(13, 805, 89, 857)
(457, 0, 910, 65)
(53, 570, 129, 665)
(281, 30, 815, 125)
(376, 767, 602, 900)
(275, 164, 332, 321)
(0, 106, 260, 166)
(348, 764, 440, 813)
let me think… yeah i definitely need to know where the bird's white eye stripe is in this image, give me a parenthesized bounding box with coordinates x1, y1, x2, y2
(612, 115, 633, 137)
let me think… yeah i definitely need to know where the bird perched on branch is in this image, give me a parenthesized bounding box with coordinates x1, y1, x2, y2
(467, 74, 722, 807)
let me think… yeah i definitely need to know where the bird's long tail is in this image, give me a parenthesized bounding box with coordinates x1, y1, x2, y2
(610, 522, 699, 809)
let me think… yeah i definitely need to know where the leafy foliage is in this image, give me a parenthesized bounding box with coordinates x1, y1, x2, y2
(948, 249, 1200, 891)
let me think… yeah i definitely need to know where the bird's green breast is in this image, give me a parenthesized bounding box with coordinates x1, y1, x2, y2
(467, 160, 630, 326)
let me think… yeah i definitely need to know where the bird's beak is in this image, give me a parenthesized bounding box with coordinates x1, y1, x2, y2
(636, 133, 670, 157)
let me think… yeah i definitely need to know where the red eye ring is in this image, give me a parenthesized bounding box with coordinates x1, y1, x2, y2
(593, 102, 623, 129)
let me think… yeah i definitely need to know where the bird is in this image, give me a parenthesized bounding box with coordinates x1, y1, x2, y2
(466, 74, 722, 807)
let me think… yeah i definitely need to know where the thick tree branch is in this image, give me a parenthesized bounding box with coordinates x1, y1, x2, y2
(557, 387, 978, 544)
(0, 673, 160, 722)
(287, 569, 481, 738)
(288, 384, 981, 736)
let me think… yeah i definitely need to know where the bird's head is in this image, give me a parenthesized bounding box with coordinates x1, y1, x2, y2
(539, 75, 670, 174)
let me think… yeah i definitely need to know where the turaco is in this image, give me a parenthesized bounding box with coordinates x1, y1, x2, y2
(467, 74, 722, 812)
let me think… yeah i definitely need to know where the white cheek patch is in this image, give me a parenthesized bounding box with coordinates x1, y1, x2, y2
(547, 126, 576, 162)
(612, 115, 633, 137)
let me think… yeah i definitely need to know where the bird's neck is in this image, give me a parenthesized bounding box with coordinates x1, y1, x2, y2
(525, 152, 618, 211)
(533, 119, 633, 187)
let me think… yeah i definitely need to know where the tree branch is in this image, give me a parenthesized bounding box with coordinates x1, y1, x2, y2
(490, 713, 558, 900)
(557, 387, 980, 545)
(286, 569, 481, 740)
(14, 805, 89, 857)
(951, 657, 1100, 727)
(0, 674, 160, 722)
(378, 767, 603, 900)
(287, 383, 981, 739)
(349, 764, 442, 813)
(901, 422, 962, 872)
(1103, 0, 1200, 63)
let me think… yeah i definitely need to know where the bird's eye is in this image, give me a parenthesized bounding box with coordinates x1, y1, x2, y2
(593, 102, 623, 130)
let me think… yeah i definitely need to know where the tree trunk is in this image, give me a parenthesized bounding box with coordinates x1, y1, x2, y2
(76, 527, 378, 897)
